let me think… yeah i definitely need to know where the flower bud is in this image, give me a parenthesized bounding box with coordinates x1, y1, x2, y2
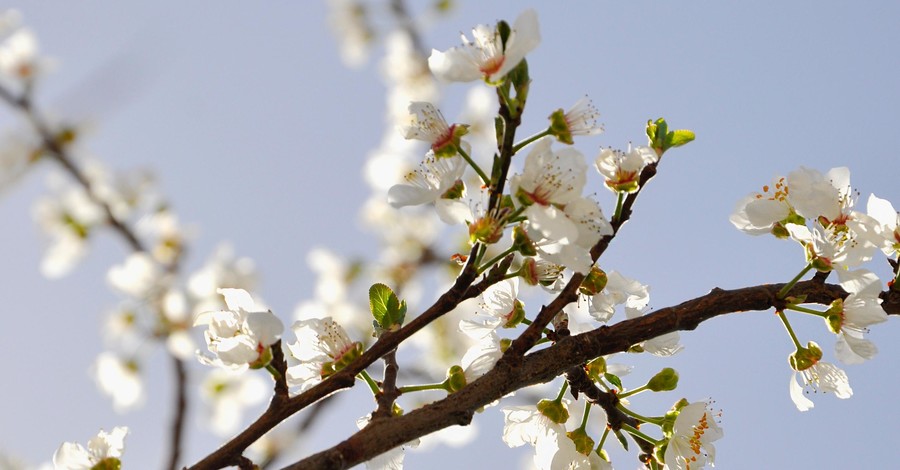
(585, 357, 606, 383)
(647, 367, 679, 392)
(446, 365, 467, 393)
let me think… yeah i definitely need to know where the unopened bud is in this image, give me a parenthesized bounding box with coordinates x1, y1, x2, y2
(446, 365, 467, 393)
(647, 368, 679, 392)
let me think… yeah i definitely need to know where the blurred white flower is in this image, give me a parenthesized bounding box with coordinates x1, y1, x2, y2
(201, 369, 267, 436)
(53, 427, 128, 470)
(92, 353, 144, 413)
(107, 252, 164, 299)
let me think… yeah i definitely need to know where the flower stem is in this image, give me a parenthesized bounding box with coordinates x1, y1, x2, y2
(512, 129, 551, 153)
(617, 384, 648, 399)
(620, 423, 660, 446)
(893, 255, 900, 287)
(579, 401, 591, 430)
(616, 404, 663, 426)
(612, 192, 625, 224)
(777, 263, 814, 299)
(358, 370, 381, 396)
(777, 310, 803, 349)
(478, 247, 516, 274)
(520, 318, 554, 337)
(398, 381, 449, 394)
(457, 146, 490, 186)
(555, 380, 569, 403)
(596, 426, 610, 451)
(265, 363, 282, 381)
(785, 304, 828, 318)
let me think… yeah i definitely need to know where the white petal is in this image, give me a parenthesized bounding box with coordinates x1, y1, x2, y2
(217, 288, 256, 312)
(790, 373, 814, 412)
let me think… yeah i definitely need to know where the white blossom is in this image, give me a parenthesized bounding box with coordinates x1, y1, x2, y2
(663, 402, 723, 470)
(53, 427, 128, 470)
(194, 288, 284, 370)
(789, 361, 852, 412)
(428, 9, 540, 84)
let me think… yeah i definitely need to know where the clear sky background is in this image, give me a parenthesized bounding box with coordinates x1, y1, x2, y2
(1, 1, 899, 469)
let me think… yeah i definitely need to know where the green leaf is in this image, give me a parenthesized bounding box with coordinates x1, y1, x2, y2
(604, 372, 623, 390)
(664, 129, 695, 148)
(368, 283, 406, 330)
(614, 428, 629, 451)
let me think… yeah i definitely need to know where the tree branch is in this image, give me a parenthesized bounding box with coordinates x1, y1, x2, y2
(283, 278, 896, 469)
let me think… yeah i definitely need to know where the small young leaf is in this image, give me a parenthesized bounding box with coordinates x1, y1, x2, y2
(614, 428, 629, 451)
(369, 283, 392, 324)
(368, 283, 406, 330)
(665, 129, 695, 148)
(604, 372, 623, 390)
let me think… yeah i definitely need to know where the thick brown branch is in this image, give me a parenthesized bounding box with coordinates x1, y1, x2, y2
(284, 278, 894, 469)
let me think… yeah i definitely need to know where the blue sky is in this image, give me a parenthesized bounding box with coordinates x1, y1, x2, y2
(1, 1, 898, 468)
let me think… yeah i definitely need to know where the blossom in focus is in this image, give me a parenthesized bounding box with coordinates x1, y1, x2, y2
(867, 194, 900, 257)
(824, 273, 887, 364)
(785, 166, 846, 222)
(595, 145, 656, 194)
(589, 271, 650, 322)
(460, 278, 523, 338)
(428, 9, 540, 85)
(387, 153, 470, 224)
(534, 197, 612, 274)
(662, 402, 723, 470)
(92, 352, 144, 413)
(194, 288, 284, 370)
(548, 96, 604, 145)
(400, 101, 469, 158)
(729, 176, 797, 236)
(787, 221, 876, 273)
(286, 316, 362, 392)
(511, 137, 587, 245)
(53, 427, 128, 470)
(789, 360, 852, 411)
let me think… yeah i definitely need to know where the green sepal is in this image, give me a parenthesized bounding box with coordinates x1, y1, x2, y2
(579, 267, 608, 296)
(91, 458, 122, 470)
(369, 283, 407, 331)
(789, 341, 823, 371)
(322, 342, 364, 378)
(548, 108, 574, 145)
(537, 398, 569, 424)
(566, 427, 595, 456)
(503, 300, 526, 328)
(248, 346, 273, 370)
(824, 298, 844, 334)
